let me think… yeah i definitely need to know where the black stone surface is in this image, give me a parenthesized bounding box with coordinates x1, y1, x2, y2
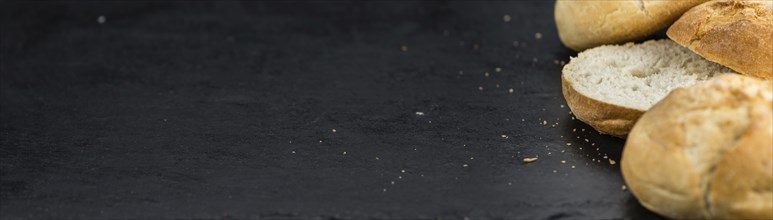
(1, 1, 665, 219)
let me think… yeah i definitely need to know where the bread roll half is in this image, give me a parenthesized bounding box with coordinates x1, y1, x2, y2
(668, 0, 773, 79)
(555, 0, 708, 51)
(562, 40, 732, 137)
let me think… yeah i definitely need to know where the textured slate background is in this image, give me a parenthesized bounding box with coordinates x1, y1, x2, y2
(1, 1, 665, 219)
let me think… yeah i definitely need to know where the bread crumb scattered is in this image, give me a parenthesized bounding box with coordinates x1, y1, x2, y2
(478, 86, 484, 91)
(509, 88, 514, 93)
(416, 112, 424, 116)
(622, 185, 627, 191)
(560, 104, 565, 108)
(97, 16, 106, 24)
(501, 134, 508, 139)
(561, 160, 566, 164)
(462, 164, 469, 168)
(543, 120, 548, 125)
(375, 157, 380, 160)
(291, 150, 296, 154)
(332, 128, 337, 133)
(495, 67, 502, 72)
(495, 84, 500, 88)
(503, 14, 512, 22)
(484, 72, 490, 77)
(522, 157, 538, 163)
(342, 151, 347, 155)
(571, 165, 575, 169)
(535, 32, 542, 39)
(566, 143, 572, 146)
(609, 159, 616, 165)
(584, 138, 589, 142)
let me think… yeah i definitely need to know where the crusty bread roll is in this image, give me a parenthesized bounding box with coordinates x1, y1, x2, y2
(668, 0, 773, 79)
(555, 0, 708, 51)
(562, 40, 731, 137)
(621, 74, 773, 219)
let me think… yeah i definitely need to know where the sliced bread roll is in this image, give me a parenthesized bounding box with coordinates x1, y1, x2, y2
(555, 0, 708, 51)
(668, 0, 773, 79)
(562, 39, 733, 137)
(621, 74, 773, 219)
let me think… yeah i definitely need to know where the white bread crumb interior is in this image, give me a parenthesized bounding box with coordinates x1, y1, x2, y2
(564, 39, 734, 110)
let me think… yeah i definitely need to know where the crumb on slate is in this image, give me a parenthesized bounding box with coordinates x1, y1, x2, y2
(522, 157, 538, 163)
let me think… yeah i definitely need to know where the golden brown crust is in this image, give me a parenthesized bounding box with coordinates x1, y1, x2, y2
(668, 0, 773, 79)
(709, 88, 773, 219)
(561, 71, 645, 138)
(555, 0, 708, 51)
(621, 74, 773, 219)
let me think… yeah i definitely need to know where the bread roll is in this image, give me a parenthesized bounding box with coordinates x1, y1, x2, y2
(562, 40, 731, 137)
(668, 0, 773, 80)
(555, 0, 707, 51)
(621, 74, 773, 219)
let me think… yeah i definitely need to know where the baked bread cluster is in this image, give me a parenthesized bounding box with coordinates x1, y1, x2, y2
(560, 0, 772, 136)
(556, 0, 773, 218)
